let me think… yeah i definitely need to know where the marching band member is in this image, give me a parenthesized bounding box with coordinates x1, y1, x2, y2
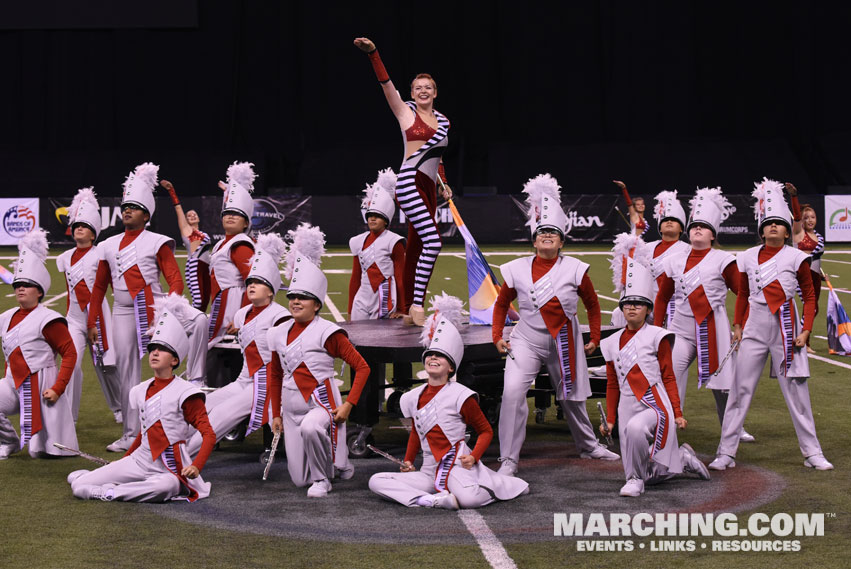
(87, 163, 183, 452)
(600, 257, 710, 497)
(56, 188, 120, 423)
(608, 233, 651, 328)
(613, 180, 648, 238)
(354, 37, 452, 325)
(348, 168, 406, 320)
(0, 228, 78, 459)
(492, 174, 618, 477)
(186, 234, 291, 456)
(710, 179, 833, 471)
(653, 188, 751, 436)
(788, 184, 825, 353)
(645, 189, 690, 326)
(160, 179, 212, 312)
(267, 224, 370, 497)
(369, 294, 529, 509)
(208, 162, 256, 346)
(68, 295, 216, 501)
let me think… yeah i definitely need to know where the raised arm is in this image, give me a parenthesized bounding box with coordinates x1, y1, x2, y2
(160, 180, 194, 240)
(354, 37, 414, 129)
(786, 182, 804, 242)
(613, 180, 639, 224)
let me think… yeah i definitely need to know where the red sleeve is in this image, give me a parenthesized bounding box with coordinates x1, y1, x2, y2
(653, 274, 675, 327)
(492, 284, 518, 344)
(403, 425, 421, 464)
(230, 242, 255, 281)
(198, 260, 210, 313)
(183, 394, 216, 470)
(391, 240, 406, 310)
(658, 337, 682, 418)
(87, 260, 112, 329)
(722, 260, 739, 295)
(459, 396, 493, 463)
(325, 332, 370, 406)
(577, 271, 601, 345)
(367, 49, 390, 83)
(621, 186, 633, 207)
(42, 320, 77, 395)
(734, 271, 750, 327)
(437, 163, 448, 184)
(123, 433, 143, 457)
(790, 194, 802, 222)
(605, 362, 620, 426)
(156, 244, 184, 295)
(348, 256, 361, 316)
(268, 351, 283, 420)
(797, 262, 817, 331)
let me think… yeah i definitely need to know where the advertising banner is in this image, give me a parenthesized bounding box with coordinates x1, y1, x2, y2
(825, 195, 851, 242)
(0, 198, 40, 245)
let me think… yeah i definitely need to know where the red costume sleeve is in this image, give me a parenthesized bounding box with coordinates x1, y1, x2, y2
(367, 49, 390, 83)
(268, 351, 283, 420)
(492, 284, 518, 344)
(605, 362, 620, 426)
(459, 396, 493, 463)
(790, 194, 802, 222)
(86, 260, 112, 329)
(653, 274, 675, 327)
(123, 433, 143, 457)
(156, 244, 184, 295)
(621, 186, 633, 207)
(391, 240, 406, 311)
(657, 337, 682, 418)
(722, 260, 739, 295)
(42, 320, 77, 395)
(348, 256, 361, 316)
(734, 272, 750, 327)
(198, 260, 211, 312)
(230, 243, 254, 281)
(183, 394, 216, 470)
(438, 163, 448, 184)
(404, 425, 421, 464)
(797, 262, 817, 331)
(578, 271, 601, 345)
(324, 332, 370, 406)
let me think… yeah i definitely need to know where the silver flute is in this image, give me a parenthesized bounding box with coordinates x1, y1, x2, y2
(597, 402, 615, 448)
(712, 339, 740, 377)
(53, 443, 110, 466)
(367, 444, 406, 467)
(263, 431, 281, 481)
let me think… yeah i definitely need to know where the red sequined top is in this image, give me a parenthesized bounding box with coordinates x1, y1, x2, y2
(404, 111, 437, 142)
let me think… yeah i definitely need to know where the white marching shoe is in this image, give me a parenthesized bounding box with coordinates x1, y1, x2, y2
(67, 469, 89, 484)
(580, 444, 620, 461)
(0, 442, 19, 460)
(708, 455, 736, 471)
(681, 444, 710, 480)
(496, 457, 518, 477)
(739, 429, 755, 443)
(106, 434, 134, 453)
(619, 477, 645, 497)
(417, 491, 459, 510)
(804, 454, 834, 471)
(113, 410, 123, 424)
(307, 478, 332, 498)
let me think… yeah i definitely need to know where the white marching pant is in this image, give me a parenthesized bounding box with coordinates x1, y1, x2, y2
(112, 298, 142, 439)
(281, 385, 350, 487)
(0, 372, 78, 457)
(186, 377, 252, 457)
(620, 402, 679, 484)
(184, 313, 209, 383)
(70, 455, 181, 502)
(498, 335, 598, 462)
(717, 308, 823, 459)
(67, 319, 121, 421)
(669, 322, 729, 425)
(369, 462, 497, 509)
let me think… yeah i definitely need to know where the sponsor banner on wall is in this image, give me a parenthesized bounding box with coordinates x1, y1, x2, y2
(510, 194, 620, 243)
(0, 198, 40, 245)
(825, 195, 851, 242)
(203, 195, 311, 242)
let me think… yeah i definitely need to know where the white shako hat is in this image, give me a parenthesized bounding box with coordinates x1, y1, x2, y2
(12, 228, 51, 295)
(523, 173, 568, 238)
(618, 257, 655, 310)
(610, 232, 651, 294)
(752, 177, 792, 235)
(687, 186, 735, 237)
(121, 162, 159, 216)
(222, 161, 257, 224)
(361, 168, 397, 224)
(284, 223, 327, 307)
(146, 294, 196, 365)
(246, 232, 287, 293)
(68, 187, 102, 238)
(420, 293, 467, 376)
(652, 190, 687, 233)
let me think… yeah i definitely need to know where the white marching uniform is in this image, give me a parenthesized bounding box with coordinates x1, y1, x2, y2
(180, 305, 209, 384)
(70, 376, 211, 502)
(497, 255, 600, 462)
(646, 239, 690, 325)
(601, 324, 684, 483)
(97, 230, 176, 439)
(56, 246, 119, 420)
(0, 305, 78, 457)
(186, 301, 289, 456)
(662, 248, 737, 404)
(208, 234, 253, 346)
(369, 382, 529, 508)
(268, 317, 352, 486)
(348, 229, 404, 320)
(717, 245, 824, 459)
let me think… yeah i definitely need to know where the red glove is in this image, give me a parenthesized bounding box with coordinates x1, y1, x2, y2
(160, 180, 180, 207)
(367, 49, 390, 83)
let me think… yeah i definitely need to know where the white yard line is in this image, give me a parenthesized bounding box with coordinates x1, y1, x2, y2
(323, 294, 345, 323)
(596, 293, 620, 303)
(823, 258, 851, 266)
(809, 353, 851, 371)
(43, 291, 68, 307)
(323, 269, 352, 274)
(457, 510, 518, 569)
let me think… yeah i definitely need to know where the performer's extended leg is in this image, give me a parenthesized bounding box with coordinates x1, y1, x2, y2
(369, 470, 435, 507)
(447, 466, 498, 509)
(0, 381, 21, 452)
(113, 302, 142, 439)
(397, 172, 441, 309)
(497, 339, 541, 463)
(716, 336, 768, 457)
(777, 376, 822, 458)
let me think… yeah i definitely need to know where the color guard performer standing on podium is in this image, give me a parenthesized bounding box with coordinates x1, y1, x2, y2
(369, 294, 529, 509)
(788, 184, 825, 354)
(267, 224, 371, 497)
(208, 162, 257, 346)
(56, 187, 120, 423)
(68, 295, 216, 502)
(492, 174, 618, 477)
(653, 187, 752, 438)
(87, 163, 183, 453)
(0, 228, 78, 459)
(354, 37, 452, 325)
(348, 168, 406, 320)
(614, 180, 649, 238)
(186, 233, 291, 456)
(710, 178, 833, 471)
(600, 257, 709, 497)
